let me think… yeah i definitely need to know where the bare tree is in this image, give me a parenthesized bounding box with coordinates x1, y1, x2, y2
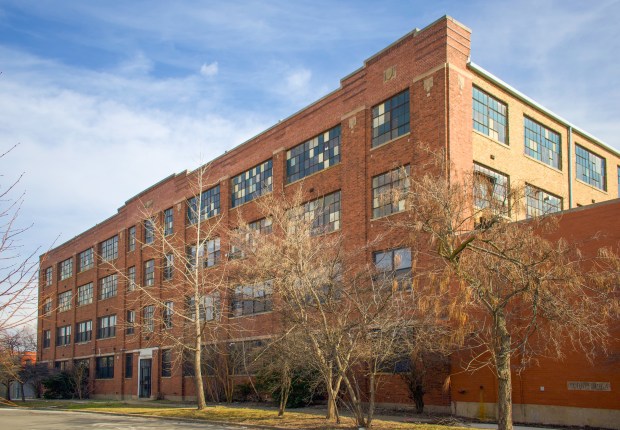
(104, 164, 230, 410)
(232, 189, 349, 422)
(68, 359, 91, 399)
(233, 189, 454, 428)
(0, 145, 39, 332)
(403, 155, 619, 430)
(253, 329, 316, 416)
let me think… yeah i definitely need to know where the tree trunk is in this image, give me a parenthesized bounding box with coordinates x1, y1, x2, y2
(326, 387, 337, 420)
(326, 383, 342, 423)
(278, 372, 291, 417)
(194, 344, 207, 409)
(367, 372, 376, 428)
(413, 384, 424, 414)
(495, 312, 513, 430)
(345, 382, 365, 428)
(325, 366, 341, 422)
(278, 385, 289, 417)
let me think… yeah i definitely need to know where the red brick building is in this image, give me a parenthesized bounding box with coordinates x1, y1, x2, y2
(37, 16, 619, 427)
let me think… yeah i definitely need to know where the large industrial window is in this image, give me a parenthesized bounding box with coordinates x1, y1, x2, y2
(301, 190, 341, 235)
(77, 282, 93, 306)
(575, 144, 607, 191)
(59, 258, 73, 280)
(186, 292, 220, 322)
(373, 247, 412, 291)
(78, 248, 94, 272)
(58, 290, 72, 312)
(75, 320, 92, 343)
(229, 340, 266, 375)
(372, 89, 410, 147)
(473, 87, 507, 144)
(56, 325, 71, 346)
(164, 207, 174, 236)
(286, 125, 341, 183)
(187, 185, 221, 224)
(100, 235, 119, 261)
(372, 165, 410, 219)
(231, 281, 273, 317)
(143, 305, 155, 332)
(144, 260, 155, 286)
(525, 185, 562, 218)
(186, 238, 220, 269)
(230, 218, 273, 259)
(96, 356, 114, 379)
(100, 274, 118, 300)
(231, 160, 273, 208)
(523, 117, 561, 169)
(97, 315, 116, 339)
(473, 163, 509, 210)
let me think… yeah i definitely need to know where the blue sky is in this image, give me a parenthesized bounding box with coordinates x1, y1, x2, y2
(0, 0, 619, 264)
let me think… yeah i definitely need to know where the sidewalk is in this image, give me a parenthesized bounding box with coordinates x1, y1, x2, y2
(15, 399, 566, 430)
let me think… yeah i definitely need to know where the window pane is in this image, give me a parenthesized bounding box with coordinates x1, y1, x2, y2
(231, 160, 273, 208)
(472, 87, 508, 144)
(575, 144, 607, 191)
(372, 90, 410, 147)
(523, 117, 561, 169)
(286, 125, 341, 183)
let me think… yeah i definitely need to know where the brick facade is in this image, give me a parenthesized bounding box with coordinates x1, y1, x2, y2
(37, 16, 619, 425)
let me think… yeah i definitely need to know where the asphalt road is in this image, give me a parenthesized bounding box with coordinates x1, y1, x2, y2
(0, 408, 253, 429)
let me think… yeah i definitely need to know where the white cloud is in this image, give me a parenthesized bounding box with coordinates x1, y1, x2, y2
(0, 48, 269, 260)
(285, 68, 312, 94)
(267, 66, 325, 106)
(200, 61, 219, 77)
(117, 52, 153, 76)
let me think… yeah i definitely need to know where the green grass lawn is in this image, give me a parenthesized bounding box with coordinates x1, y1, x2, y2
(8, 400, 470, 430)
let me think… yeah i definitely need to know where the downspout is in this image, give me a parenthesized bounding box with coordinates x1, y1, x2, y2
(567, 126, 574, 208)
(444, 64, 450, 180)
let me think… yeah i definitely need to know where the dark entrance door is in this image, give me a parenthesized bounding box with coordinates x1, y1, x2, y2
(139, 359, 152, 398)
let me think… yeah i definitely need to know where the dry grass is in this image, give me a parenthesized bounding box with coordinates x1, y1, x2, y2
(13, 400, 470, 430)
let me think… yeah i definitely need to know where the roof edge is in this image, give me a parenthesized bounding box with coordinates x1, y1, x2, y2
(468, 62, 619, 157)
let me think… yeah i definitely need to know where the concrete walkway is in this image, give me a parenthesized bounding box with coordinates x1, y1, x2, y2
(18, 399, 566, 430)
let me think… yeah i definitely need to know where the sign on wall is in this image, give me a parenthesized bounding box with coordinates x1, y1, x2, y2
(567, 381, 611, 391)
